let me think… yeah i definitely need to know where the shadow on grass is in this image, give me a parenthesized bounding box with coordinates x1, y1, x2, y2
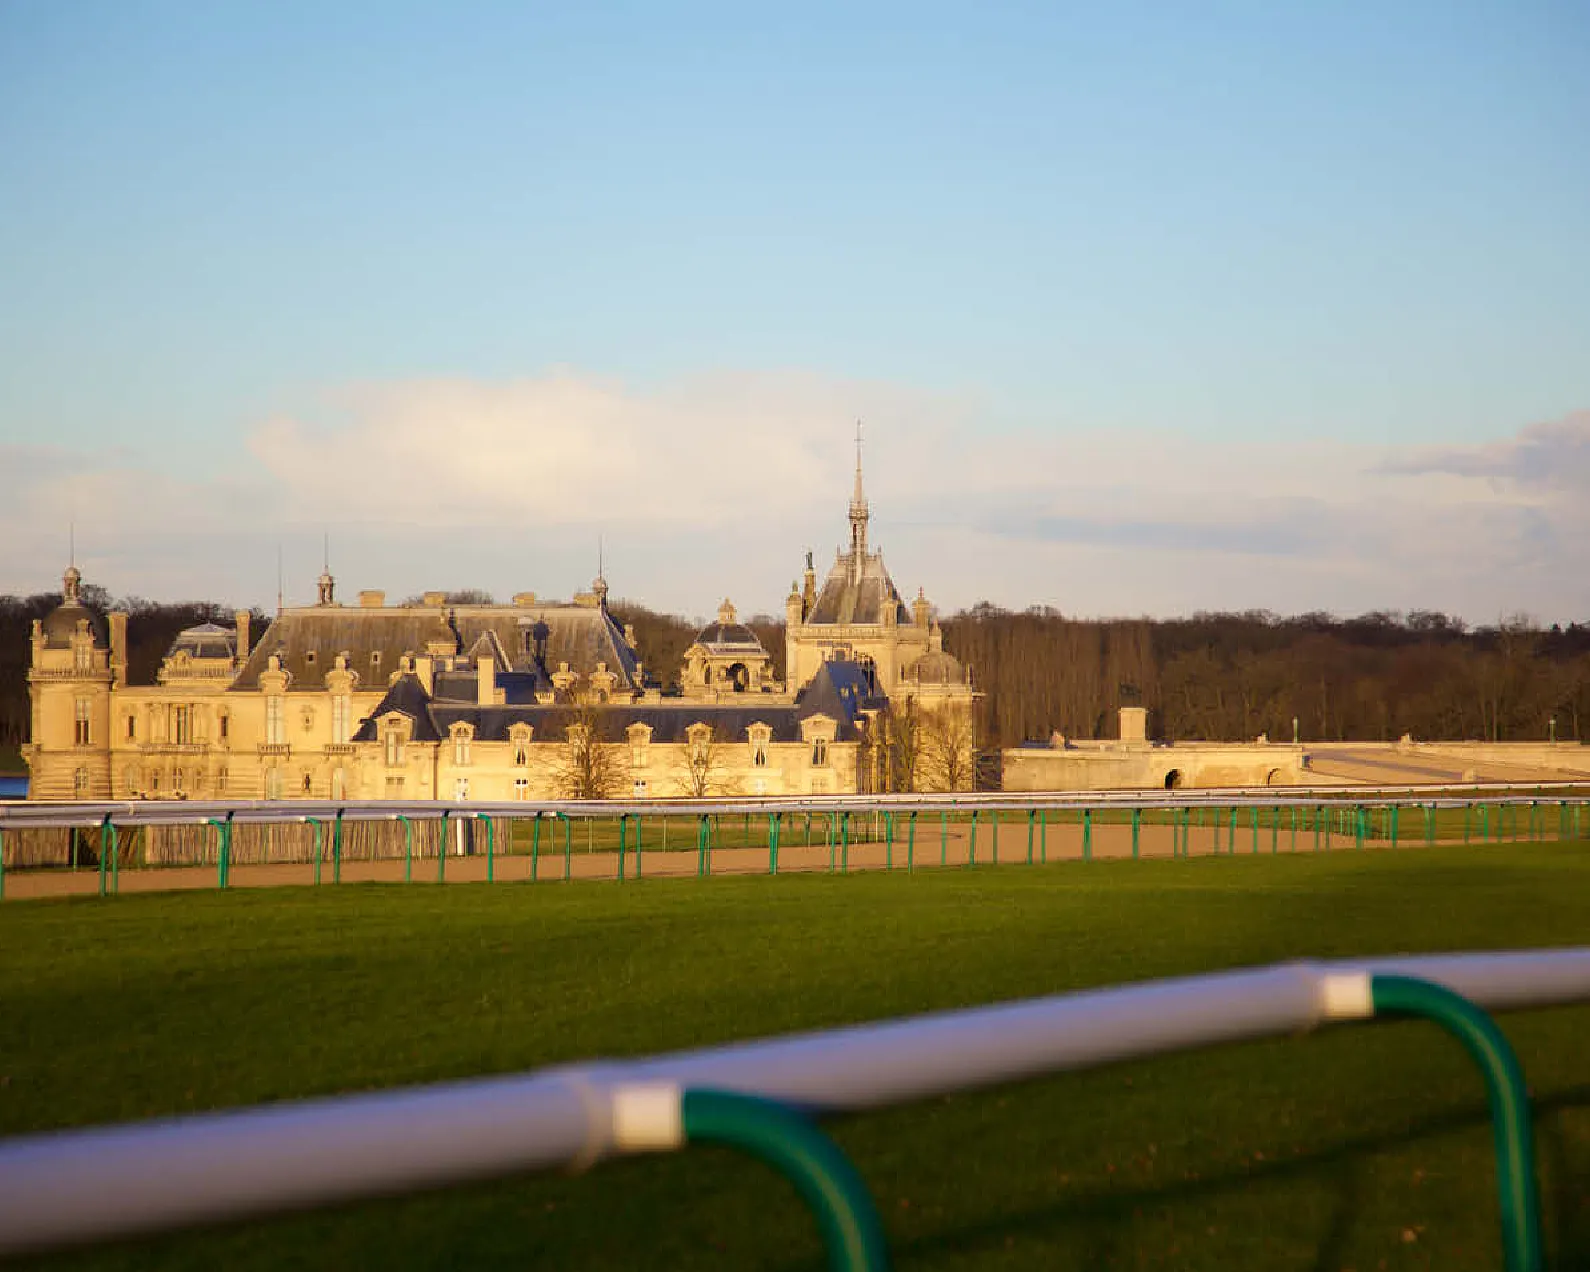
(868, 1085, 1590, 1271)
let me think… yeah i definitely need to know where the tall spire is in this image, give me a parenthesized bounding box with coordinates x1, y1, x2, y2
(593, 535, 609, 607)
(848, 420, 869, 580)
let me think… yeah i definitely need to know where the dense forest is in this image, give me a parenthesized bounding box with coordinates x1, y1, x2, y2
(3, 587, 1587, 773)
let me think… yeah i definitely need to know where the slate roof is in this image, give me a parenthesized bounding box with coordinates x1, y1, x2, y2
(233, 603, 641, 693)
(351, 673, 442, 742)
(806, 552, 910, 626)
(40, 602, 107, 649)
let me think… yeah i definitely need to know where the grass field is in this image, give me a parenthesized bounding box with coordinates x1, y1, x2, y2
(4, 844, 1590, 1270)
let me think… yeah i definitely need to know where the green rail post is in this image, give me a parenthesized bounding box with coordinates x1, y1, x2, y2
(1082, 808, 1092, 861)
(1131, 806, 1141, 860)
(396, 814, 413, 883)
(699, 814, 712, 877)
(680, 1090, 890, 1272)
(769, 813, 780, 875)
(530, 815, 542, 881)
(939, 809, 947, 866)
(1228, 805, 1237, 854)
(97, 814, 111, 897)
(561, 813, 573, 881)
(907, 810, 916, 873)
(1355, 805, 1366, 850)
(840, 812, 850, 873)
(479, 814, 495, 883)
(309, 818, 323, 886)
(1426, 803, 1435, 847)
(968, 809, 978, 867)
(1251, 805, 1259, 854)
(1370, 975, 1543, 1272)
(884, 811, 893, 871)
(333, 808, 344, 885)
(617, 815, 627, 883)
(1464, 801, 1471, 844)
(1390, 803, 1399, 850)
(438, 810, 449, 883)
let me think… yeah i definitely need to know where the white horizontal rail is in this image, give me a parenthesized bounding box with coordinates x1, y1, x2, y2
(0, 947, 1587, 1256)
(2, 784, 1587, 831)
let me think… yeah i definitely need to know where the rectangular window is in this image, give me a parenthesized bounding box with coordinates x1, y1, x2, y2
(74, 644, 90, 671)
(454, 734, 471, 766)
(174, 706, 191, 745)
(454, 777, 469, 801)
(514, 743, 528, 766)
(74, 767, 89, 796)
(74, 698, 91, 746)
(265, 697, 284, 745)
(219, 714, 230, 742)
(126, 715, 136, 742)
(330, 769, 345, 800)
(385, 732, 401, 767)
(217, 766, 228, 793)
(385, 775, 404, 797)
(264, 768, 282, 799)
(174, 768, 186, 794)
(632, 779, 648, 798)
(811, 738, 828, 767)
(513, 777, 529, 801)
(332, 696, 350, 745)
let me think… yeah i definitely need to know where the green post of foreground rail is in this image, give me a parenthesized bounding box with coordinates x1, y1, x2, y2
(697, 814, 710, 878)
(396, 815, 413, 883)
(768, 813, 780, 875)
(841, 811, 850, 873)
(531, 815, 541, 881)
(1251, 805, 1259, 854)
(333, 809, 344, 885)
(907, 810, 916, 873)
(1390, 803, 1399, 850)
(884, 811, 893, 870)
(1082, 808, 1092, 861)
(1132, 807, 1140, 859)
(98, 814, 111, 897)
(438, 811, 449, 884)
(968, 809, 978, 867)
(309, 819, 323, 885)
(1370, 975, 1543, 1272)
(680, 1089, 890, 1272)
(617, 816, 627, 883)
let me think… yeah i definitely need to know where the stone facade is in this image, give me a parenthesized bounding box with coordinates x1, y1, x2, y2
(23, 452, 979, 801)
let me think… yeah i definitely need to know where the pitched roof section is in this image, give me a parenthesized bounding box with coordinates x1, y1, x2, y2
(806, 552, 910, 626)
(232, 602, 641, 693)
(795, 658, 886, 733)
(352, 673, 441, 742)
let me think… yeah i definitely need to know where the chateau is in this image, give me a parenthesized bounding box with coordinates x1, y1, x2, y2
(23, 448, 976, 802)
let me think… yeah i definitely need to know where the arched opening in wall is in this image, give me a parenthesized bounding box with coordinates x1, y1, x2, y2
(727, 663, 749, 693)
(1163, 769, 1183, 790)
(1265, 768, 1282, 786)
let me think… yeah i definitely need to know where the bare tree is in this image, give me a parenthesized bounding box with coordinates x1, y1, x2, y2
(675, 722, 736, 797)
(885, 697, 924, 793)
(550, 706, 622, 799)
(918, 704, 974, 791)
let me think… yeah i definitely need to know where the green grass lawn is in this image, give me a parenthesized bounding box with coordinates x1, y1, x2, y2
(4, 844, 1590, 1270)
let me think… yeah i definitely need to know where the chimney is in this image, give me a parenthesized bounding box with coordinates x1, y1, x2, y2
(234, 610, 251, 664)
(414, 653, 434, 695)
(359, 590, 385, 609)
(423, 591, 446, 607)
(108, 612, 128, 686)
(477, 652, 496, 706)
(1119, 706, 1148, 746)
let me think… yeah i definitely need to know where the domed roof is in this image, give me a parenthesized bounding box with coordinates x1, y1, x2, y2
(695, 599, 766, 652)
(906, 623, 963, 684)
(40, 566, 106, 649)
(166, 622, 237, 661)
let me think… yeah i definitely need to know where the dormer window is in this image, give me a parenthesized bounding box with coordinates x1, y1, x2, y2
(748, 723, 771, 768)
(305, 650, 317, 665)
(451, 723, 473, 767)
(370, 651, 382, 668)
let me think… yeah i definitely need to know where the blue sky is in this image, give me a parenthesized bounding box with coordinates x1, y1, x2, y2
(2, 2, 1587, 621)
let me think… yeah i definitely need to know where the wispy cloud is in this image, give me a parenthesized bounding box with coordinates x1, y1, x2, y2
(2, 379, 1586, 624)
